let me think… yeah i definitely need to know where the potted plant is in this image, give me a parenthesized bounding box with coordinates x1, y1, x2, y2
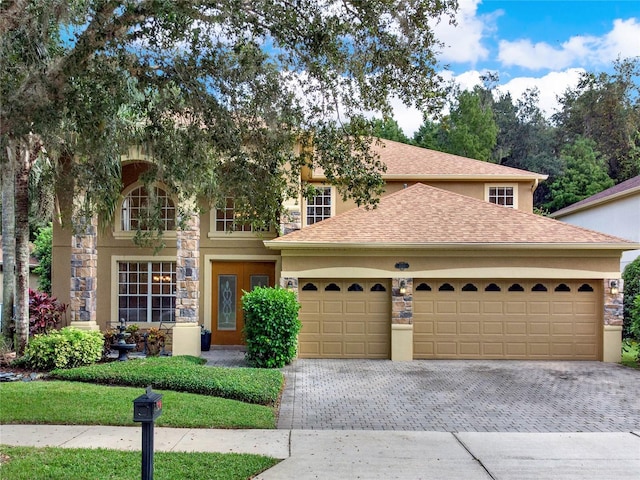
(200, 325, 211, 351)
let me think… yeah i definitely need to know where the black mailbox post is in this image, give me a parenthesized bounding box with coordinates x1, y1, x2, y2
(133, 386, 163, 480)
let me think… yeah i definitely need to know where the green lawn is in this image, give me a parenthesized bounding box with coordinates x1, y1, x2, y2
(0, 381, 275, 428)
(0, 446, 279, 480)
(0, 356, 283, 479)
(621, 339, 640, 369)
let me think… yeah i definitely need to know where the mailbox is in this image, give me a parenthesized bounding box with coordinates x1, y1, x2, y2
(133, 386, 163, 422)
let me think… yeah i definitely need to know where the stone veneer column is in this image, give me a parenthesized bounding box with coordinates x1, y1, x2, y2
(603, 278, 624, 362)
(69, 215, 100, 331)
(391, 277, 413, 361)
(171, 209, 201, 356)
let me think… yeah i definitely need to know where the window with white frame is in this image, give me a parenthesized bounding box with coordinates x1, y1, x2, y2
(487, 185, 515, 208)
(118, 261, 176, 323)
(121, 185, 176, 231)
(306, 187, 332, 225)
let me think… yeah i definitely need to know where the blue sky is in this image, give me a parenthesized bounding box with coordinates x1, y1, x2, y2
(393, 0, 640, 135)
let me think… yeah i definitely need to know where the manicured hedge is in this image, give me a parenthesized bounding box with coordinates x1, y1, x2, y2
(50, 356, 283, 406)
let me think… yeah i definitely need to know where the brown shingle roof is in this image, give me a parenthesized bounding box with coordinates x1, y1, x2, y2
(551, 175, 640, 217)
(311, 139, 548, 180)
(268, 184, 634, 247)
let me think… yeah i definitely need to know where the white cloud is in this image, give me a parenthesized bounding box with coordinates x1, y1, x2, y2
(432, 0, 497, 64)
(498, 18, 640, 71)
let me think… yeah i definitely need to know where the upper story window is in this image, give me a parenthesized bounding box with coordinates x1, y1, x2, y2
(306, 186, 333, 225)
(486, 185, 516, 208)
(121, 185, 176, 231)
(215, 197, 252, 232)
(213, 197, 270, 234)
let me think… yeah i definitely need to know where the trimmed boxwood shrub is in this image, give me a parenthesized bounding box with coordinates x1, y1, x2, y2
(242, 286, 301, 368)
(23, 327, 104, 370)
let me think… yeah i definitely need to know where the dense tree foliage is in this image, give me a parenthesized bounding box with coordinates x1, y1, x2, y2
(542, 137, 614, 212)
(410, 57, 639, 211)
(1, 0, 457, 351)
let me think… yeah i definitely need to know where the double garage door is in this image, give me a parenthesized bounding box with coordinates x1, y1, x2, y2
(298, 279, 390, 358)
(298, 278, 601, 360)
(414, 279, 601, 360)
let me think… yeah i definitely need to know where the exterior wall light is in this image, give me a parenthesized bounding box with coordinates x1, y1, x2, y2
(286, 280, 294, 290)
(610, 280, 619, 295)
(399, 280, 407, 295)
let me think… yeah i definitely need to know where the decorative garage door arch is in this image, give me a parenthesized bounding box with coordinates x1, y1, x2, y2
(298, 279, 391, 358)
(413, 279, 602, 360)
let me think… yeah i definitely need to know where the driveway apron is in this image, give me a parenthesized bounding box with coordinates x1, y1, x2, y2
(277, 360, 640, 432)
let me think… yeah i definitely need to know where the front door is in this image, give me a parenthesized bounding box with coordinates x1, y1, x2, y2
(211, 262, 275, 345)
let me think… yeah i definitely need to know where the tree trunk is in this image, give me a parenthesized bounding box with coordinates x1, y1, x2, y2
(12, 136, 39, 354)
(1, 147, 16, 342)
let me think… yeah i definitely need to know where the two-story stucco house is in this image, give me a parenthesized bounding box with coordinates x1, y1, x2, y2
(51, 139, 638, 362)
(550, 175, 640, 271)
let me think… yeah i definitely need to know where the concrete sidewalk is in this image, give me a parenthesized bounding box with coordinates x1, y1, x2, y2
(2, 425, 639, 479)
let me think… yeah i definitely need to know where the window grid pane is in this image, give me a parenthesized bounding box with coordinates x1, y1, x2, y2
(121, 186, 176, 231)
(118, 261, 176, 322)
(488, 187, 514, 208)
(307, 187, 332, 225)
(215, 197, 253, 232)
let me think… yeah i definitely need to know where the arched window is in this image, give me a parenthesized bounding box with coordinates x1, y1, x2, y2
(462, 283, 478, 292)
(532, 283, 548, 292)
(348, 283, 364, 292)
(508, 283, 524, 292)
(578, 284, 594, 292)
(554, 283, 571, 292)
(438, 283, 455, 292)
(485, 283, 501, 292)
(370, 283, 387, 292)
(301, 283, 318, 291)
(121, 185, 175, 231)
(416, 283, 432, 291)
(325, 283, 341, 291)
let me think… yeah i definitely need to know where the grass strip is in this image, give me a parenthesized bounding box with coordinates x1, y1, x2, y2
(0, 445, 279, 480)
(0, 381, 275, 429)
(50, 356, 283, 405)
(621, 339, 639, 368)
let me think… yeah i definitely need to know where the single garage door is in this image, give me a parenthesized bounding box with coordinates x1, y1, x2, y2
(413, 280, 601, 360)
(298, 279, 390, 358)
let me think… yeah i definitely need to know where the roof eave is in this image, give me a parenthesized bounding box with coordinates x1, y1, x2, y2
(551, 186, 640, 218)
(264, 241, 639, 251)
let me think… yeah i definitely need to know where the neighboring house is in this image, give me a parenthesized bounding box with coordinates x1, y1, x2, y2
(550, 175, 640, 271)
(51, 140, 638, 362)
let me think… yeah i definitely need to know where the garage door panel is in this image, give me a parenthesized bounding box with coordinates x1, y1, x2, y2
(345, 301, 366, 314)
(436, 301, 457, 314)
(459, 301, 480, 314)
(552, 302, 574, 315)
(460, 321, 480, 335)
(322, 301, 343, 314)
(299, 279, 390, 358)
(529, 302, 550, 315)
(483, 302, 503, 314)
(414, 279, 600, 360)
(505, 302, 527, 314)
(322, 321, 343, 334)
(529, 322, 550, 335)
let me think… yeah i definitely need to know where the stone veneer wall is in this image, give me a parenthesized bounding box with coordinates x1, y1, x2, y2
(70, 215, 97, 323)
(176, 212, 200, 323)
(603, 278, 624, 326)
(392, 277, 412, 325)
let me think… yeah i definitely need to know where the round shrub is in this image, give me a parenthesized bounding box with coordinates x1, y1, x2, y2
(242, 286, 301, 368)
(24, 327, 104, 370)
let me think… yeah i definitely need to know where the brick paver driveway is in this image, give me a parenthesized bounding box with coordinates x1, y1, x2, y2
(277, 360, 640, 432)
